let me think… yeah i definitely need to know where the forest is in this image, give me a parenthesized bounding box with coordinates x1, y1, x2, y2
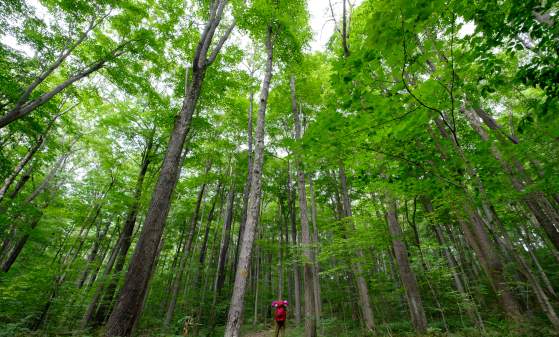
(0, 0, 558, 336)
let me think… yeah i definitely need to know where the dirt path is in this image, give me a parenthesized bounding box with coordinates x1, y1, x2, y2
(243, 330, 273, 337)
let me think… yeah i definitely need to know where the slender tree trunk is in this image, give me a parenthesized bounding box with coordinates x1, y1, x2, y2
(430, 113, 525, 322)
(421, 197, 485, 330)
(385, 198, 428, 333)
(338, 164, 376, 332)
(104, 3, 234, 335)
(207, 181, 236, 334)
(235, 92, 254, 278)
(2, 213, 42, 272)
(0, 45, 127, 129)
(462, 107, 559, 251)
(81, 223, 124, 328)
(92, 135, 153, 326)
(287, 161, 302, 325)
(196, 182, 222, 287)
(492, 216, 559, 329)
(224, 25, 273, 337)
(278, 200, 285, 299)
(87, 230, 114, 288)
(291, 75, 317, 337)
(1, 152, 69, 270)
(77, 221, 110, 288)
(216, 183, 236, 294)
(0, 112, 58, 202)
(10, 15, 103, 113)
(309, 178, 321, 322)
(459, 206, 523, 321)
(518, 226, 557, 298)
(253, 239, 260, 327)
(164, 163, 210, 327)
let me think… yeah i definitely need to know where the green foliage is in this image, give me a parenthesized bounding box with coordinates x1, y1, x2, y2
(1, 0, 558, 336)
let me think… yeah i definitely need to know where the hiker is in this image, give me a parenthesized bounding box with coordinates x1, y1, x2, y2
(272, 300, 288, 337)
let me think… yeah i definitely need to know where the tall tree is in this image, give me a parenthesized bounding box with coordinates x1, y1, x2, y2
(104, 1, 234, 335)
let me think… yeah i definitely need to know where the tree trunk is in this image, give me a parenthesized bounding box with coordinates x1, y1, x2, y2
(462, 107, 559, 252)
(309, 178, 321, 322)
(10, 16, 103, 114)
(1, 214, 42, 272)
(81, 223, 124, 328)
(92, 135, 153, 326)
(207, 182, 235, 335)
(287, 161, 302, 325)
(492, 215, 559, 329)
(0, 112, 60, 203)
(277, 200, 285, 299)
(421, 197, 485, 330)
(252, 238, 260, 327)
(518, 226, 557, 298)
(76, 221, 110, 288)
(164, 163, 210, 327)
(235, 92, 254, 279)
(104, 3, 233, 335)
(196, 182, 222, 288)
(385, 198, 428, 333)
(0, 41, 130, 129)
(459, 206, 523, 321)
(338, 164, 376, 332)
(291, 75, 317, 337)
(224, 25, 273, 337)
(1, 152, 69, 270)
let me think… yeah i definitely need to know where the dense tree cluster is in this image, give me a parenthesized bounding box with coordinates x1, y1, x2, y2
(0, 1, 558, 336)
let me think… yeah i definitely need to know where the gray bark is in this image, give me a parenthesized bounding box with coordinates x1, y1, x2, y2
(104, 2, 234, 335)
(291, 75, 317, 337)
(92, 133, 153, 326)
(386, 198, 427, 333)
(287, 161, 302, 325)
(309, 178, 322, 322)
(224, 25, 273, 337)
(338, 164, 376, 332)
(0, 44, 127, 129)
(164, 163, 210, 327)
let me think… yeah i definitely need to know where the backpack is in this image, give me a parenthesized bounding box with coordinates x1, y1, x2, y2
(274, 305, 286, 322)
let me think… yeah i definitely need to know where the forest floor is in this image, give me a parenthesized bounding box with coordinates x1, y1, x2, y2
(243, 330, 274, 337)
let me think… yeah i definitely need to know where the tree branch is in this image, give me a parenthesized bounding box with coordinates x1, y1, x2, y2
(207, 19, 236, 65)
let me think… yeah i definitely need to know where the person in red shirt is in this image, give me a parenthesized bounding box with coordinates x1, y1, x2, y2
(272, 300, 288, 337)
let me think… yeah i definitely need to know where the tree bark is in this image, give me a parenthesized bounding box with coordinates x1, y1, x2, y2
(104, 3, 233, 335)
(421, 196, 485, 330)
(236, 92, 254, 276)
(385, 198, 428, 333)
(196, 182, 222, 288)
(92, 134, 153, 326)
(76, 221, 110, 288)
(0, 44, 126, 129)
(224, 25, 273, 337)
(459, 206, 523, 321)
(0, 109, 66, 203)
(277, 200, 285, 300)
(309, 178, 322, 322)
(287, 161, 302, 325)
(207, 181, 235, 334)
(1, 214, 42, 272)
(338, 164, 376, 332)
(462, 107, 559, 252)
(291, 75, 317, 337)
(164, 162, 210, 327)
(81, 223, 124, 328)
